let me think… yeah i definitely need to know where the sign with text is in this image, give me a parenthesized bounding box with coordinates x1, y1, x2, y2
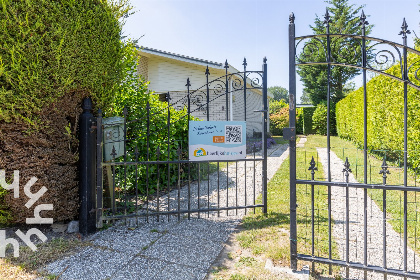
(189, 121, 246, 161)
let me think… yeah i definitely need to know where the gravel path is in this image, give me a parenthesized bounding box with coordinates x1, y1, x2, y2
(44, 141, 291, 280)
(145, 141, 290, 220)
(317, 148, 420, 280)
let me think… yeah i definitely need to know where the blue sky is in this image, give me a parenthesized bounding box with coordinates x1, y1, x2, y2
(123, 0, 420, 102)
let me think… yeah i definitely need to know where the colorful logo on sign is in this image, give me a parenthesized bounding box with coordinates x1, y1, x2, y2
(213, 136, 225, 143)
(194, 148, 207, 157)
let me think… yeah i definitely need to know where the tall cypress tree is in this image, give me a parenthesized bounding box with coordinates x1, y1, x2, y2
(297, 0, 373, 105)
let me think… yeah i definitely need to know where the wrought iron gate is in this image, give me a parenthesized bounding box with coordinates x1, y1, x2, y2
(288, 9, 420, 279)
(95, 59, 268, 227)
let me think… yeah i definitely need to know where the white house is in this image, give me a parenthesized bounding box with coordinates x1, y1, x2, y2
(137, 46, 271, 137)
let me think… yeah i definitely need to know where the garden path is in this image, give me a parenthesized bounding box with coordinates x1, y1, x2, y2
(317, 148, 420, 280)
(43, 141, 291, 280)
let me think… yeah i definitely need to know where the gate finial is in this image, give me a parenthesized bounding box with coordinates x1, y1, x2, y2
(323, 8, 332, 27)
(308, 156, 317, 176)
(359, 10, 369, 27)
(224, 59, 229, 69)
(289, 12, 295, 24)
(205, 65, 210, 76)
(263, 57, 267, 64)
(379, 157, 390, 179)
(342, 157, 352, 183)
(185, 77, 191, 87)
(399, 18, 411, 38)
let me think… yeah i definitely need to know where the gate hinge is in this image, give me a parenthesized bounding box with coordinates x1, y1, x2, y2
(283, 127, 296, 141)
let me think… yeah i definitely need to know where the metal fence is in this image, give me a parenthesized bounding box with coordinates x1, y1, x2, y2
(288, 8, 420, 279)
(94, 61, 269, 228)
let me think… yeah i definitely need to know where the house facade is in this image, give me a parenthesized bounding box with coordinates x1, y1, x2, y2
(137, 46, 270, 137)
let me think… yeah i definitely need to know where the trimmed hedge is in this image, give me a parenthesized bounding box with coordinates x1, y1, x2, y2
(301, 107, 316, 135)
(336, 52, 420, 168)
(0, 0, 131, 223)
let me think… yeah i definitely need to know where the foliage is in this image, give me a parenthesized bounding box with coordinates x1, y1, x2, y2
(0, 0, 133, 223)
(269, 100, 288, 135)
(0, 187, 12, 225)
(302, 107, 316, 135)
(269, 101, 302, 135)
(246, 138, 277, 154)
(336, 51, 420, 168)
(296, 108, 303, 134)
(297, 0, 373, 105)
(108, 46, 193, 195)
(268, 86, 289, 103)
(0, 0, 131, 126)
(270, 106, 289, 136)
(300, 90, 312, 104)
(269, 99, 287, 114)
(312, 102, 336, 135)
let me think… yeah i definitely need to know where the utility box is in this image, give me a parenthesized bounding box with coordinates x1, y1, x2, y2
(103, 117, 125, 162)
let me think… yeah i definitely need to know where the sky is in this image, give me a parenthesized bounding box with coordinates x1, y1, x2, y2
(122, 0, 420, 102)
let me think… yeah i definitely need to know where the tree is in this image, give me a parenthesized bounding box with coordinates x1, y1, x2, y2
(300, 90, 312, 104)
(268, 86, 289, 103)
(297, 0, 373, 105)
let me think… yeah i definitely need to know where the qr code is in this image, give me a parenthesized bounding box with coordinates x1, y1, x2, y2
(225, 125, 242, 144)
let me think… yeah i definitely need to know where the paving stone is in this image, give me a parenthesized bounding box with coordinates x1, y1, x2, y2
(67, 221, 79, 233)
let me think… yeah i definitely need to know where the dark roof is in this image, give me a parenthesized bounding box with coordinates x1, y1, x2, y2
(137, 46, 223, 67)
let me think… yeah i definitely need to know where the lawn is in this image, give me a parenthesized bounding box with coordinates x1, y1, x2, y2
(211, 135, 340, 279)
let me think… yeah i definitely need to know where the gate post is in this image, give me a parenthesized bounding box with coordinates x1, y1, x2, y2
(288, 12, 298, 271)
(262, 58, 268, 214)
(96, 109, 103, 229)
(79, 98, 97, 235)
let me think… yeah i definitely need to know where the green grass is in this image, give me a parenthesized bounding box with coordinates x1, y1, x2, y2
(271, 135, 288, 145)
(232, 135, 339, 277)
(305, 135, 420, 257)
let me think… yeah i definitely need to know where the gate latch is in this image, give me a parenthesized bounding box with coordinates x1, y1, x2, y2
(283, 127, 295, 141)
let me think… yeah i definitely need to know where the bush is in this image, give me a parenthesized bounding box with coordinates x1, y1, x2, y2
(336, 50, 420, 168)
(0, 0, 131, 223)
(270, 106, 289, 136)
(301, 107, 316, 135)
(296, 108, 303, 134)
(269, 99, 287, 114)
(312, 102, 336, 135)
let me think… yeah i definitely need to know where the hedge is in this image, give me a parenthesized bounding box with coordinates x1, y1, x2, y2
(301, 107, 316, 135)
(0, 0, 131, 223)
(336, 51, 420, 168)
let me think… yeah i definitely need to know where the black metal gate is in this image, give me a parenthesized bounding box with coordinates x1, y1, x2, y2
(288, 9, 420, 279)
(95, 59, 268, 227)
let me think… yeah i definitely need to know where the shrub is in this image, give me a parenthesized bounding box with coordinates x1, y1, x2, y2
(296, 108, 303, 134)
(301, 107, 316, 135)
(336, 51, 420, 168)
(270, 106, 289, 136)
(312, 102, 336, 135)
(269, 99, 287, 114)
(0, 0, 132, 223)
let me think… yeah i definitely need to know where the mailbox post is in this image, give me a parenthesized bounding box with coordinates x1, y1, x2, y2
(102, 117, 125, 211)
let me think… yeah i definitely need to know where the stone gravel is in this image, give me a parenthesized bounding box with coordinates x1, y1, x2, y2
(43, 142, 290, 280)
(317, 148, 420, 280)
